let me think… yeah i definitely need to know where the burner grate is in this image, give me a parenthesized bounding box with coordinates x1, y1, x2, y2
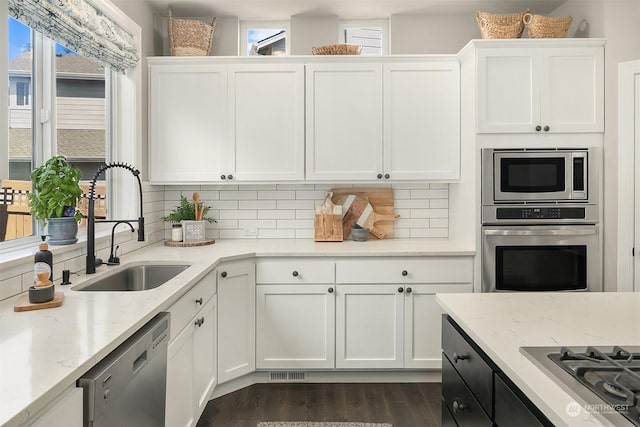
(549, 346, 640, 426)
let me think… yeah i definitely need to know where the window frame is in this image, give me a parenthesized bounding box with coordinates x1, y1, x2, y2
(240, 20, 291, 56)
(338, 19, 390, 55)
(0, 0, 142, 252)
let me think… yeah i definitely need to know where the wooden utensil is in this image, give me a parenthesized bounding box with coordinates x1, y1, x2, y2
(192, 192, 202, 221)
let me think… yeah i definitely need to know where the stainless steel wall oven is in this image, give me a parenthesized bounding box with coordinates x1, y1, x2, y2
(481, 148, 601, 293)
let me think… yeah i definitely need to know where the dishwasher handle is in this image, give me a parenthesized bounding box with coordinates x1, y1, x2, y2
(133, 350, 148, 375)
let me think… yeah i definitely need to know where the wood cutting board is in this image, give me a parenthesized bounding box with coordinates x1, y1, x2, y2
(331, 188, 398, 239)
(14, 291, 64, 312)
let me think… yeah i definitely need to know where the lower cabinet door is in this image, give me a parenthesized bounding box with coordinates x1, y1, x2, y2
(256, 284, 335, 369)
(193, 296, 217, 417)
(217, 261, 256, 384)
(166, 323, 196, 427)
(336, 284, 404, 369)
(29, 386, 83, 427)
(166, 296, 217, 427)
(495, 372, 551, 427)
(442, 354, 493, 427)
(441, 400, 459, 427)
(405, 284, 471, 369)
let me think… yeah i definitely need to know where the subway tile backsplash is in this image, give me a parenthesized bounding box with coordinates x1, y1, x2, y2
(163, 183, 449, 240)
(1, 183, 449, 300)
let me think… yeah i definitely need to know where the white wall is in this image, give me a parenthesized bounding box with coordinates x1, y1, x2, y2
(390, 14, 478, 54)
(290, 15, 339, 55)
(551, 0, 640, 291)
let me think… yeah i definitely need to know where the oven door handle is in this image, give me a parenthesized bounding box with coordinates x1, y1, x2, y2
(482, 227, 597, 237)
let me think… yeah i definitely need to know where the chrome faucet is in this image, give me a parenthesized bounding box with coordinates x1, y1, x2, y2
(86, 162, 145, 274)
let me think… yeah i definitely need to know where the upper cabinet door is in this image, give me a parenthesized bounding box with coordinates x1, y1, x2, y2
(384, 62, 460, 180)
(149, 63, 227, 183)
(476, 43, 604, 134)
(477, 48, 538, 133)
(228, 64, 305, 181)
(540, 47, 604, 133)
(306, 63, 384, 181)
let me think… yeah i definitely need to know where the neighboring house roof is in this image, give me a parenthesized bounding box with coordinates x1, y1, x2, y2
(8, 51, 104, 79)
(250, 30, 286, 55)
(9, 129, 106, 160)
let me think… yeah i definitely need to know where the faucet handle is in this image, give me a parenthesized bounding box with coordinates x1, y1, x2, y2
(108, 246, 121, 265)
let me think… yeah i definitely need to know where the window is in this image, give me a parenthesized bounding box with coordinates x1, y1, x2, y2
(241, 21, 290, 56)
(2, 17, 109, 243)
(16, 82, 28, 105)
(339, 20, 389, 55)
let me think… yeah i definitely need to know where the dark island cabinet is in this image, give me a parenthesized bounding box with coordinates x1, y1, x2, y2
(441, 315, 554, 427)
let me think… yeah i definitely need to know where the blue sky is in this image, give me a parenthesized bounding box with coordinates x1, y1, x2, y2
(8, 17, 30, 60)
(8, 17, 74, 61)
(247, 28, 283, 54)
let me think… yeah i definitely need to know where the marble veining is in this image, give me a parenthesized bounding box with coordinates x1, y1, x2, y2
(436, 292, 640, 427)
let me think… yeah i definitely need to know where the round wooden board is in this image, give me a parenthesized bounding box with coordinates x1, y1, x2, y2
(164, 239, 215, 247)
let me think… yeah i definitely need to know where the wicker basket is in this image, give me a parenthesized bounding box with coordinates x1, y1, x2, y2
(523, 13, 573, 38)
(167, 8, 216, 56)
(476, 10, 528, 39)
(312, 44, 362, 55)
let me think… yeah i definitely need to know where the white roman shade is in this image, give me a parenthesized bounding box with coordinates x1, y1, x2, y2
(8, 0, 139, 72)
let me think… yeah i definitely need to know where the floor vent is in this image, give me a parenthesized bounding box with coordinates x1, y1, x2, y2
(269, 371, 306, 382)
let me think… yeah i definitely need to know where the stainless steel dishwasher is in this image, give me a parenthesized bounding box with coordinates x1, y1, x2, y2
(78, 312, 170, 427)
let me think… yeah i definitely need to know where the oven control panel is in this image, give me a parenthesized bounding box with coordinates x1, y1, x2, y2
(496, 207, 586, 220)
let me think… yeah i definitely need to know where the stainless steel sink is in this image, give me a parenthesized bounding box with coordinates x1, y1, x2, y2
(73, 262, 190, 292)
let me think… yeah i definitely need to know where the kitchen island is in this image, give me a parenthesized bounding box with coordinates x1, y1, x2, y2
(436, 292, 640, 427)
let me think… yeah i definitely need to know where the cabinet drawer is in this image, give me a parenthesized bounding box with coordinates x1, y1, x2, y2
(441, 399, 459, 427)
(442, 355, 492, 427)
(169, 274, 216, 339)
(442, 316, 494, 416)
(336, 257, 473, 284)
(256, 259, 335, 284)
(495, 372, 551, 427)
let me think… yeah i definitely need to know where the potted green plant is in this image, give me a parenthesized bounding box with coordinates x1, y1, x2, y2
(162, 194, 215, 242)
(29, 155, 83, 245)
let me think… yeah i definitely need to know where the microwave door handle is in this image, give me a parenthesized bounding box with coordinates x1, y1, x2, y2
(483, 228, 597, 237)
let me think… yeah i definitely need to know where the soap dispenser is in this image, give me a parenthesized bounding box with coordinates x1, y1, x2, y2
(34, 236, 53, 283)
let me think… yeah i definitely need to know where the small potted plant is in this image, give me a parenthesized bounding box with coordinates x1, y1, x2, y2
(162, 193, 215, 242)
(28, 156, 83, 245)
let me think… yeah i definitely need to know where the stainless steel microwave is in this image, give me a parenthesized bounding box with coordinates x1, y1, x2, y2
(482, 148, 595, 204)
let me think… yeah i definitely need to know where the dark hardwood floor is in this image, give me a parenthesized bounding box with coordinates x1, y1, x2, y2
(196, 383, 442, 427)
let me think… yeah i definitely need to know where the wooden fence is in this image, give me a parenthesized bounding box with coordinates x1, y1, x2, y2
(0, 180, 106, 242)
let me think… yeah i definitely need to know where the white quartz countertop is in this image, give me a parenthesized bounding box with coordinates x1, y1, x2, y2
(436, 292, 640, 427)
(0, 238, 472, 427)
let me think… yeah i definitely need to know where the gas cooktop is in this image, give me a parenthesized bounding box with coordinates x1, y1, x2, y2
(521, 345, 640, 426)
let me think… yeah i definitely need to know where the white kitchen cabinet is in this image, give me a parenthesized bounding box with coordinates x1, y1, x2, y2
(149, 61, 227, 183)
(256, 284, 335, 369)
(227, 64, 305, 181)
(306, 60, 460, 181)
(217, 260, 256, 384)
(28, 386, 83, 427)
(383, 61, 460, 180)
(166, 291, 217, 427)
(404, 284, 469, 369)
(335, 284, 405, 369)
(476, 42, 604, 133)
(305, 62, 384, 181)
(335, 257, 473, 370)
